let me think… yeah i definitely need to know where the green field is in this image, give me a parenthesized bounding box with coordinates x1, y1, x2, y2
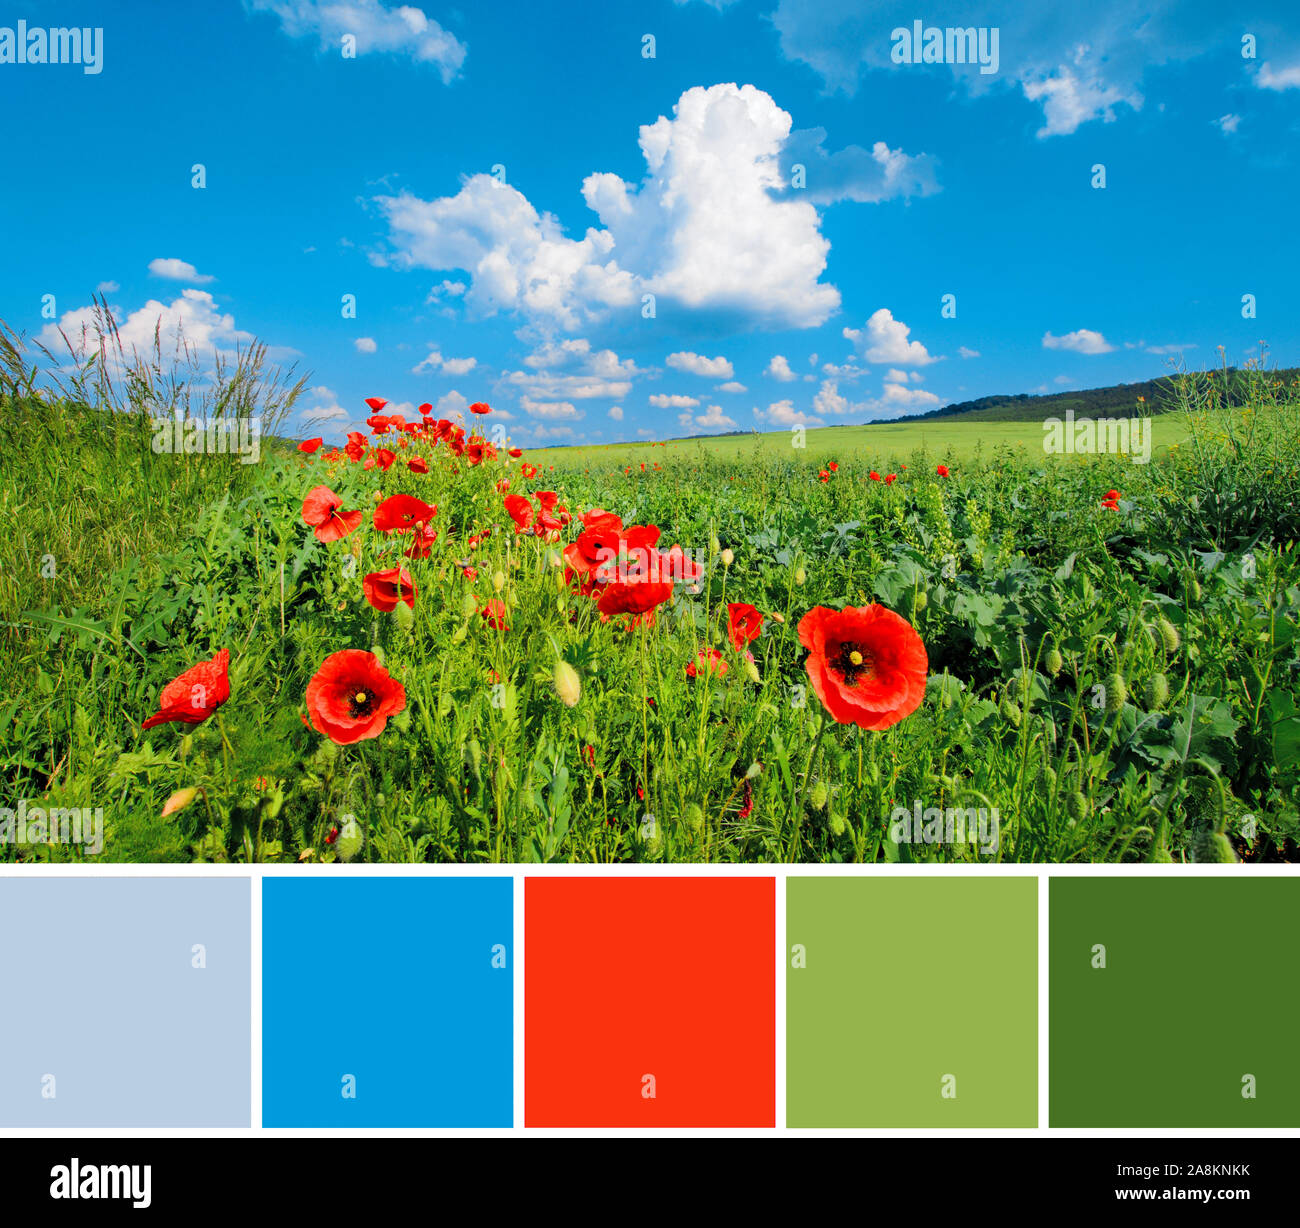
(2, 329, 1298, 865)
(531, 415, 1192, 469)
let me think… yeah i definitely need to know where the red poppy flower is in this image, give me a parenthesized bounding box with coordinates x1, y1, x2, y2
(503, 493, 535, 533)
(374, 493, 436, 532)
(657, 544, 702, 583)
(462, 565, 479, 582)
(470, 401, 491, 415)
(481, 598, 510, 630)
(685, 648, 728, 678)
(1104, 488, 1120, 500)
(869, 471, 881, 481)
(325, 826, 339, 844)
(404, 524, 439, 559)
(936, 464, 949, 477)
(521, 462, 537, 479)
(305, 649, 406, 745)
(727, 602, 764, 650)
(408, 456, 429, 474)
(418, 402, 433, 416)
(374, 448, 396, 471)
(885, 473, 897, 485)
(141, 647, 231, 730)
(298, 437, 323, 453)
(797, 604, 928, 730)
(508, 447, 522, 458)
(301, 485, 364, 542)
(819, 470, 830, 482)
(364, 397, 388, 411)
(362, 566, 417, 613)
(828, 461, 839, 472)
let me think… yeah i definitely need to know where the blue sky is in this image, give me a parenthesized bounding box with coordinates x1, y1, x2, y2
(2, 0, 1297, 445)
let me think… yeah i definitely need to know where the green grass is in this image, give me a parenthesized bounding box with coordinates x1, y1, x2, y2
(2, 328, 1297, 865)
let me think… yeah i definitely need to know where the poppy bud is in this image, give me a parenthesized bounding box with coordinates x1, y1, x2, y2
(394, 600, 414, 632)
(461, 593, 478, 617)
(1192, 830, 1237, 864)
(1157, 617, 1181, 653)
(744, 761, 762, 780)
(1143, 673, 1169, 710)
(553, 660, 581, 707)
(1066, 791, 1088, 822)
(828, 811, 847, 837)
(794, 567, 807, 586)
(161, 787, 199, 817)
(744, 658, 761, 684)
(720, 548, 735, 568)
(709, 535, 720, 554)
(1103, 672, 1127, 712)
(1045, 648, 1064, 676)
(809, 780, 828, 811)
(684, 803, 704, 832)
(493, 570, 505, 592)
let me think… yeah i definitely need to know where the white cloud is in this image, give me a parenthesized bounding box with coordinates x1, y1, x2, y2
(677, 404, 738, 432)
(1257, 61, 1300, 91)
(95, 280, 119, 294)
(765, 354, 797, 381)
(521, 396, 581, 420)
(1146, 342, 1196, 355)
(649, 393, 700, 408)
(717, 380, 747, 393)
(767, 1, 1223, 138)
(1054, 374, 1074, 385)
(1215, 113, 1241, 135)
(779, 130, 939, 203)
(148, 257, 214, 284)
(1021, 68, 1138, 138)
(958, 345, 980, 359)
(434, 390, 468, 417)
(377, 83, 840, 332)
(843, 308, 936, 366)
(1042, 328, 1115, 354)
(247, 0, 467, 80)
(503, 339, 637, 403)
(300, 385, 351, 428)
(413, 346, 477, 375)
(41, 289, 252, 361)
(666, 350, 734, 378)
(754, 398, 822, 427)
(608, 405, 624, 421)
(814, 375, 938, 420)
(354, 336, 378, 354)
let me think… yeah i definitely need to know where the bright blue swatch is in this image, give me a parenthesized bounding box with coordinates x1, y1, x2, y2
(0, 877, 251, 1126)
(261, 877, 513, 1127)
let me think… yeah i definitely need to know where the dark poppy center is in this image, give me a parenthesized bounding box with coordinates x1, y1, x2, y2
(833, 641, 873, 687)
(347, 688, 375, 718)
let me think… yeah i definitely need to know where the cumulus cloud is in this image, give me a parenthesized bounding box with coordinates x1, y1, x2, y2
(503, 338, 638, 402)
(246, 0, 467, 81)
(376, 83, 841, 332)
(765, 354, 797, 381)
(779, 129, 939, 202)
(41, 289, 252, 361)
(677, 404, 738, 432)
(667, 350, 733, 378)
(814, 375, 938, 420)
(843, 308, 936, 366)
(754, 398, 822, 427)
(354, 336, 378, 353)
(649, 393, 700, 408)
(608, 405, 624, 420)
(718, 380, 747, 393)
(413, 346, 477, 375)
(1257, 60, 1300, 90)
(95, 279, 119, 294)
(148, 257, 214, 284)
(767, 0, 1223, 138)
(958, 345, 980, 359)
(1215, 113, 1241, 135)
(1042, 328, 1115, 354)
(521, 396, 581, 420)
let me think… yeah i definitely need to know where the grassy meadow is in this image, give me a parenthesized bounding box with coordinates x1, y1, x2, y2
(2, 319, 1298, 864)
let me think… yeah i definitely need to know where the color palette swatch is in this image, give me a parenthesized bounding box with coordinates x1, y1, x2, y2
(0, 877, 251, 1127)
(261, 876, 512, 1127)
(1049, 877, 1300, 1127)
(525, 877, 775, 1126)
(787, 876, 1037, 1127)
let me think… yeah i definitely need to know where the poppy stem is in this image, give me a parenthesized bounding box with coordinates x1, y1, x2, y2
(787, 713, 827, 862)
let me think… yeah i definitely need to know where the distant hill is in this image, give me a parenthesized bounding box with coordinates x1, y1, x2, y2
(666, 366, 1299, 443)
(877, 367, 1300, 426)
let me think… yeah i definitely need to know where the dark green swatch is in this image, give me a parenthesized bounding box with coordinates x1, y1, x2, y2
(1050, 878, 1300, 1126)
(787, 877, 1037, 1127)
